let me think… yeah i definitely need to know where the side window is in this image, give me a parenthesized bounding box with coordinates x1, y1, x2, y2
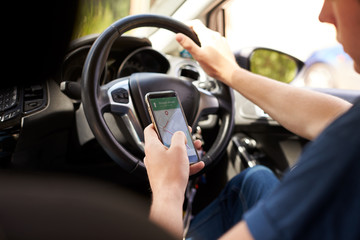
(73, 0, 131, 39)
(222, 0, 360, 90)
(72, 0, 183, 39)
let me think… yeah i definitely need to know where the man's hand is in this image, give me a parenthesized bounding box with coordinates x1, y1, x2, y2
(176, 20, 239, 85)
(143, 124, 204, 237)
(144, 124, 204, 196)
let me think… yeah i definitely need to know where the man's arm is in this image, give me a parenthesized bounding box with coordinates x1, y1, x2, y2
(149, 183, 185, 237)
(176, 21, 352, 140)
(144, 126, 253, 239)
(227, 67, 351, 140)
(144, 124, 204, 238)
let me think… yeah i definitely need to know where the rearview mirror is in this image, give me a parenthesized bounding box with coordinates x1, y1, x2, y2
(235, 48, 304, 84)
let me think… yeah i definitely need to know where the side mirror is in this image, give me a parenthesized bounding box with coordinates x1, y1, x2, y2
(235, 48, 304, 84)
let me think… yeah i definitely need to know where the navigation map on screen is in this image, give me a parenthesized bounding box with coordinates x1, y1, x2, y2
(149, 96, 198, 163)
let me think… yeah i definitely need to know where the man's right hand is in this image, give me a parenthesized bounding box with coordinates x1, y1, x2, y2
(176, 20, 239, 85)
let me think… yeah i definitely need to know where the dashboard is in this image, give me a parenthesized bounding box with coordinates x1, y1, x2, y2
(61, 36, 169, 85)
(0, 34, 274, 139)
(0, 34, 221, 166)
(60, 35, 216, 91)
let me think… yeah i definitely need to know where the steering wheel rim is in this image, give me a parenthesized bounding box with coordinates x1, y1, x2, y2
(82, 14, 234, 178)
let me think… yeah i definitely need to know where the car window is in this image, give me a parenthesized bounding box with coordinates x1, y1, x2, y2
(73, 0, 185, 39)
(224, 0, 360, 90)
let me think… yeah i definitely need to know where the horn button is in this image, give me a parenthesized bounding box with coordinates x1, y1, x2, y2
(129, 73, 200, 128)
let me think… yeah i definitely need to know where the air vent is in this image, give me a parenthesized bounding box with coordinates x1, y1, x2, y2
(23, 85, 46, 113)
(178, 64, 200, 81)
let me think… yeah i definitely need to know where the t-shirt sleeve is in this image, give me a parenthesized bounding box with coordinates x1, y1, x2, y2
(244, 104, 360, 240)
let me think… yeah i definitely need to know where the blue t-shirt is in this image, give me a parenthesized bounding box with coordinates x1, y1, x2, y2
(244, 102, 360, 239)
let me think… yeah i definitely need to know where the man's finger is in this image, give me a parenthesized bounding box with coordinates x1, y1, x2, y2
(194, 139, 202, 150)
(188, 126, 192, 133)
(176, 33, 201, 58)
(144, 124, 158, 141)
(144, 124, 165, 151)
(189, 161, 205, 175)
(168, 131, 188, 160)
(171, 131, 187, 146)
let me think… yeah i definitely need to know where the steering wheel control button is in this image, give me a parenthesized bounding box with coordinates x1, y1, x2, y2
(111, 88, 129, 104)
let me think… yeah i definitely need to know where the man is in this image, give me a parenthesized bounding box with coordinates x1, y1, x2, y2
(144, 0, 360, 239)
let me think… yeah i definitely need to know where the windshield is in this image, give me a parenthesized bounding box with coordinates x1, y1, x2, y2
(73, 0, 186, 39)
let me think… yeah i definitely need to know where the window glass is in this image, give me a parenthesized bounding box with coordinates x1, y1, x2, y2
(224, 0, 360, 90)
(73, 0, 185, 39)
(73, 0, 130, 39)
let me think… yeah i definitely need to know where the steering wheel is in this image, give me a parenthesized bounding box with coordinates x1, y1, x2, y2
(82, 14, 234, 179)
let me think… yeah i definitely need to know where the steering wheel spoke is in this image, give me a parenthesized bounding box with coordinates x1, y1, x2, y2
(193, 88, 219, 125)
(101, 78, 144, 151)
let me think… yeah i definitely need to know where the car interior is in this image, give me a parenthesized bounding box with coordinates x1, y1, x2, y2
(1, 0, 360, 238)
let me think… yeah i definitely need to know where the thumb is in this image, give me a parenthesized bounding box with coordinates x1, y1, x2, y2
(176, 33, 201, 59)
(170, 131, 187, 147)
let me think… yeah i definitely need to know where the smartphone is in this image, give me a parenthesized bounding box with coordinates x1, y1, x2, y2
(145, 90, 200, 164)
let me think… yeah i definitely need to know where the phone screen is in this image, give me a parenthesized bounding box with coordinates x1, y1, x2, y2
(146, 92, 199, 164)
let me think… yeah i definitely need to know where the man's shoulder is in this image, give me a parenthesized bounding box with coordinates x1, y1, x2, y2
(305, 102, 360, 158)
(317, 102, 360, 139)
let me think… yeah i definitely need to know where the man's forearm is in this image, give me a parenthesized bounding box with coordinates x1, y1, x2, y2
(228, 67, 352, 140)
(149, 190, 185, 238)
